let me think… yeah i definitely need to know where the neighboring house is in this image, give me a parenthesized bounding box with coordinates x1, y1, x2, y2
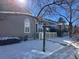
(36, 17, 57, 32)
(57, 17, 69, 36)
(36, 17, 58, 39)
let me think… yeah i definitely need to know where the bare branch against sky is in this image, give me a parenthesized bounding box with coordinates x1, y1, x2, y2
(31, 0, 79, 37)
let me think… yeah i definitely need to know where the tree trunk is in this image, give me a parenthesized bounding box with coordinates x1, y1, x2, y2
(69, 22, 73, 37)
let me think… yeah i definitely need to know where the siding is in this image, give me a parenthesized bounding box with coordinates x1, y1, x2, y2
(0, 14, 36, 38)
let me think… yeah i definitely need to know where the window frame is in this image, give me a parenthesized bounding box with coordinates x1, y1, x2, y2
(24, 19, 30, 33)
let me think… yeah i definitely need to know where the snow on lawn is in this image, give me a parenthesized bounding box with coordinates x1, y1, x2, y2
(48, 36, 73, 45)
(0, 40, 65, 59)
(44, 46, 77, 59)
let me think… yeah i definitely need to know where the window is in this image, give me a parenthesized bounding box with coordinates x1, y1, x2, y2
(36, 23, 43, 32)
(24, 19, 30, 33)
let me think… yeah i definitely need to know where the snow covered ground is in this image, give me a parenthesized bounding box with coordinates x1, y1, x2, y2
(48, 36, 72, 43)
(0, 36, 78, 59)
(0, 40, 65, 59)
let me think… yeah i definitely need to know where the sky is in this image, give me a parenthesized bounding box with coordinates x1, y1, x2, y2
(29, 0, 61, 21)
(24, 0, 79, 25)
(29, 0, 69, 25)
(27, 0, 66, 20)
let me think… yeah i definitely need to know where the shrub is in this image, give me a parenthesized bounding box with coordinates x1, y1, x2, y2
(0, 37, 21, 46)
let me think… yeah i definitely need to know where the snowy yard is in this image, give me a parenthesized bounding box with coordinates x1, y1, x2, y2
(0, 36, 78, 59)
(0, 40, 65, 59)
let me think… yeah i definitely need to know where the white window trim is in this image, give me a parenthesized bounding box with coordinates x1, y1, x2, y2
(24, 19, 30, 33)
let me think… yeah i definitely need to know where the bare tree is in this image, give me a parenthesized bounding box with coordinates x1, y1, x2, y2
(33, 0, 79, 37)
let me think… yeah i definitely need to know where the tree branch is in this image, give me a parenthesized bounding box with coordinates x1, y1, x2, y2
(72, 17, 79, 23)
(53, 9, 69, 22)
(37, 2, 55, 16)
(37, 0, 64, 17)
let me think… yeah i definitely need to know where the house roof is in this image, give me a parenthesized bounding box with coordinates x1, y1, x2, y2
(43, 18, 57, 23)
(0, 11, 33, 21)
(35, 16, 57, 23)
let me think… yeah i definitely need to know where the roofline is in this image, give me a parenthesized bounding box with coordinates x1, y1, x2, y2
(0, 11, 32, 16)
(43, 18, 57, 23)
(33, 16, 58, 23)
(0, 11, 38, 21)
